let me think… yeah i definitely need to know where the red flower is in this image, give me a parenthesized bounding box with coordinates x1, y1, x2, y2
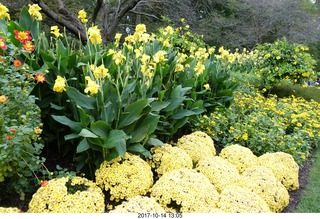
(14, 30, 32, 43)
(10, 128, 17, 133)
(13, 60, 22, 67)
(41, 180, 49, 187)
(23, 41, 35, 52)
(0, 36, 7, 50)
(6, 136, 13, 140)
(35, 73, 46, 83)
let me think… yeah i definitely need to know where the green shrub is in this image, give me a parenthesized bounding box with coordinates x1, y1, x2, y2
(0, 5, 48, 197)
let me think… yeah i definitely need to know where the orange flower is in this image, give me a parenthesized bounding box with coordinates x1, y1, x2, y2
(40, 180, 49, 187)
(6, 136, 12, 140)
(34, 73, 46, 83)
(0, 95, 7, 103)
(34, 127, 42, 134)
(0, 36, 7, 50)
(13, 59, 22, 67)
(23, 41, 35, 52)
(14, 30, 32, 43)
(10, 128, 17, 133)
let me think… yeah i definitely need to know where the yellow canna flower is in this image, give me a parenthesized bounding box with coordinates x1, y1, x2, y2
(84, 76, 99, 95)
(112, 50, 126, 65)
(78, 9, 88, 24)
(28, 4, 42, 21)
(0, 3, 10, 20)
(91, 64, 110, 79)
(88, 26, 102, 45)
(53, 76, 67, 93)
(50, 26, 62, 38)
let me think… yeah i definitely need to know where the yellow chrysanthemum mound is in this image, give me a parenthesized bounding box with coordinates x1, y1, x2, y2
(147, 144, 193, 178)
(150, 168, 219, 213)
(217, 185, 271, 213)
(196, 156, 240, 193)
(95, 153, 153, 202)
(257, 152, 299, 191)
(237, 166, 290, 212)
(109, 196, 166, 213)
(28, 176, 105, 213)
(175, 131, 216, 164)
(219, 144, 258, 173)
(0, 207, 21, 213)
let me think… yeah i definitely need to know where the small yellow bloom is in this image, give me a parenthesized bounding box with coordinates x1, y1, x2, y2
(203, 84, 210, 90)
(0, 3, 10, 20)
(88, 26, 102, 45)
(78, 9, 88, 24)
(91, 64, 109, 79)
(194, 61, 205, 76)
(84, 76, 99, 95)
(135, 24, 147, 34)
(53, 76, 67, 93)
(175, 64, 184, 72)
(28, 4, 42, 21)
(50, 26, 62, 38)
(112, 50, 126, 65)
(0, 95, 7, 103)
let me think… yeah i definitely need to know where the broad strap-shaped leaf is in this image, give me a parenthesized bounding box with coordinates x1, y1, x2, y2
(118, 99, 148, 129)
(66, 87, 95, 110)
(115, 138, 126, 158)
(76, 138, 90, 153)
(78, 129, 98, 138)
(170, 109, 197, 119)
(147, 138, 164, 146)
(90, 121, 111, 139)
(103, 130, 128, 149)
(51, 115, 82, 132)
(127, 143, 151, 157)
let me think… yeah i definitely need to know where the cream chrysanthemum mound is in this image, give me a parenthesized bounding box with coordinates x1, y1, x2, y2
(257, 152, 299, 191)
(0, 207, 22, 213)
(150, 168, 219, 213)
(28, 176, 105, 213)
(196, 156, 240, 193)
(236, 166, 290, 212)
(147, 144, 193, 178)
(219, 144, 258, 173)
(110, 196, 166, 213)
(175, 131, 216, 164)
(217, 185, 271, 213)
(95, 153, 153, 202)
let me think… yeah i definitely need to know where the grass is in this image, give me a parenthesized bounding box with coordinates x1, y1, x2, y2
(294, 148, 320, 213)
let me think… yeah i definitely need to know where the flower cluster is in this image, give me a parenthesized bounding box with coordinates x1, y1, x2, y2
(257, 152, 299, 191)
(175, 131, 216, 164)
(0, 3, 10, 20)
(28, 4, 42, 21)
(196, 156, 240, 193)
(0, 207, 21, 213)
(28, 176, 105, 213)
(195, 88, 320, 164)
(217, 185, 271, 213)
(147, 144, 193, 178)
(238, 166, 290, 212)
(150, 168, 219, 213)
(219, 144, 258, 173)
(110, 196, 165, 213)
(95, 153, 153, 202)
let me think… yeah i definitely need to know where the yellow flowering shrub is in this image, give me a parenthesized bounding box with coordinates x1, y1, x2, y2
(110, 196, 166, 213)
(28, 176, 105, 213)
(237, 166, 290, 212)
(257, 152, 299, 191)
(95, 153, 153, 202)
(196, 156, 240, 193)
(219, 144, 258, 173)
(0, 207, 21, 213)
(217, 185, 271, 213)
(150, 168, 219, 213)
(175, 131, 216, 164)
(147, 144, 193, 178)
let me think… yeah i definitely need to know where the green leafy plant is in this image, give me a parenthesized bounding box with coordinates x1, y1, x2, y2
(0, 5, 48, 198)
(254, 38, 317, 89)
